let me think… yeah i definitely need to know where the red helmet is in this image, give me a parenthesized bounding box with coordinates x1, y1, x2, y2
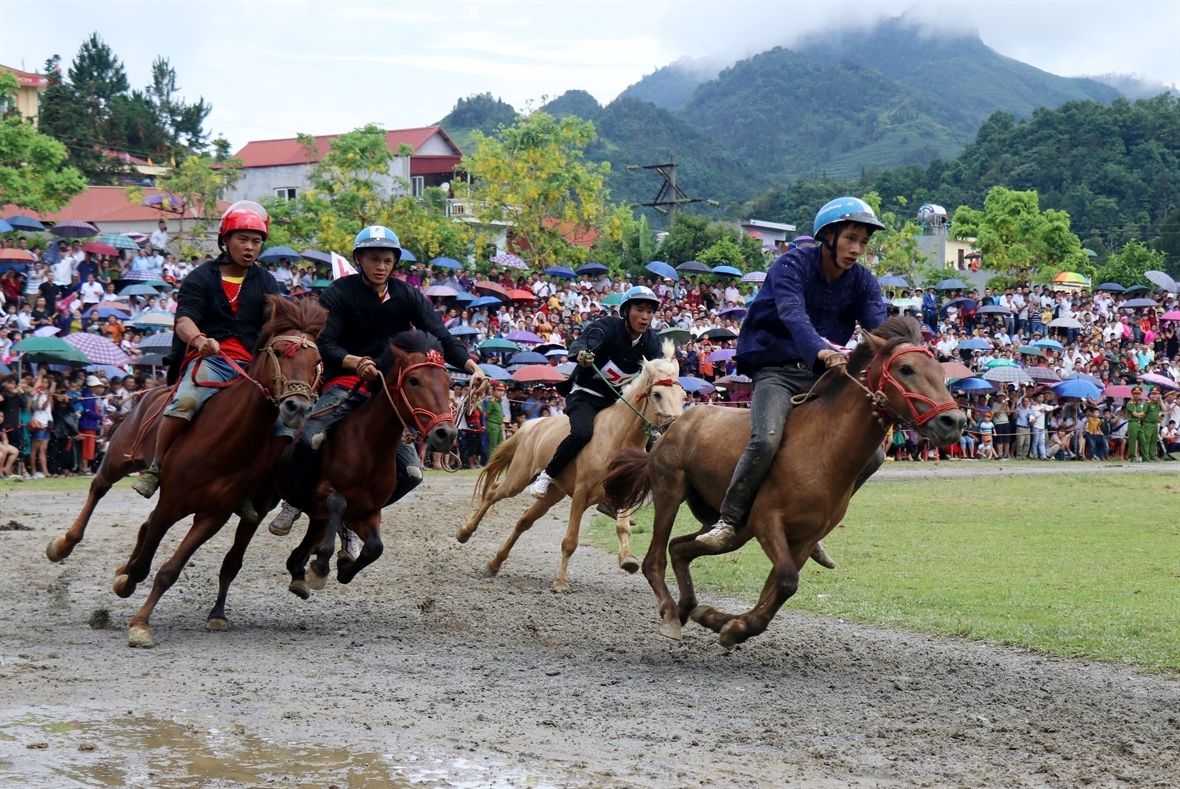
(218, 200, 269, 244)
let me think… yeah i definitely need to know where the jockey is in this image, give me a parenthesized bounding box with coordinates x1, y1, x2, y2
(132, 200, 282, 509)
(695, 197, 889, 562)
(527, 285, 662, 499)
(267, 225, 487, 536)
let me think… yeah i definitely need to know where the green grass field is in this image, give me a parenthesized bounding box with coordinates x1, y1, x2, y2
(587, 473, 1180, 672)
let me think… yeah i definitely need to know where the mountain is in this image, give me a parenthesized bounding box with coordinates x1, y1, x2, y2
(1088, 74, 1177, 100)
(616, 58, 719, 112)
(435, 92, 519, 154)
(538, 90, 602, 123)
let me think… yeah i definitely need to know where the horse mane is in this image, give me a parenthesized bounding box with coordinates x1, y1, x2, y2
(622, 339, 680, 398)
(377, 330, 445, 371)
(812, 316, 924, 400)
(258, 294, 328, 346)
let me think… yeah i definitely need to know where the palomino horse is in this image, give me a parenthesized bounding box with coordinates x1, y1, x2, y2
(46, 296, 327, 647)
(603, 317, 966, 647)
(457, 342, 685, 591)
(282, 330, 457, 598)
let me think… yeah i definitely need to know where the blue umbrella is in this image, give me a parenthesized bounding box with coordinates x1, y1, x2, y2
(259, 246, 302, 263)
(96, 305, 133, 319)
(936, 278, 968, 291)
(543, 265, 577, 279)
(1052, 379, 1102, 400)
(0, 219, 13, 233)
(477, 363, 512, 380)
(452, 291, 475, 303)
(508, 351, 548, 366)
(678, 376, 715, 394)
(400, 249, 417, 262)
(576, 261, 608, 275)
(301, 249, 332, 265)
(950, 377, 996, 393)
(711, 265, 743, 277)
(676, 260, 711, 274)
(878, 274, 909, 288)
(430, 256, 463, 270)
(1095, 282, 1125, 293)
(119, 283, 161, 297)
(1033, 338, 1065, 351)
(469, 296, 503, 308)
(6, 215, 46, 232)
(956, 338, 991, 351)
(1065, 371, 1102, 385)
(645, 260, 679, 280)
(942, 297, 977, 312)
(449, 325, 480, 336)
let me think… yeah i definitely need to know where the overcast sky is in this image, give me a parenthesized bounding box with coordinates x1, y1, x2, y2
(2, 0, 1177, 154)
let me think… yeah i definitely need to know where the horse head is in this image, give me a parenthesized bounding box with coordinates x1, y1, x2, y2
(379, 330, 458, 453)
(858, 317, 965, 447)
(628, 339, 687, 429)
(256, 296, 327, 433)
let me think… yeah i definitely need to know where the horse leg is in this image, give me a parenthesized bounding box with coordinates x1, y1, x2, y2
(46, 472, 114, 562)
(113, 506, 181, 598)
(307, 522, 335, 590)
(614, 507, 640, 574)
(287, 517, 330, 600)
(457, 494, 499, 543)
(641, 491, 686, 640)
(337, 512, 383, 584)
(714, 522, 799, 649)
(669, 528, 756, 635)
(485, 487, 564, 578)
(552, 490, 594, 592)
(127, 512, 227, 648)
(207, 515, 262, 631)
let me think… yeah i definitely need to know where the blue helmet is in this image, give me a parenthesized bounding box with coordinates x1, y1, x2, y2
(620, 285, 659, 316)
(352, 225, 402, 261)
(812, 197, 885, 239)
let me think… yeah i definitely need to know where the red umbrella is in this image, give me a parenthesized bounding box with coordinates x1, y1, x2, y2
(507, 289, 537, 301)
(1103, 384, 1134, 399)
(940, 361, 974, 380)
(511, 364, 566, 383)
(473, 280, 510, 300)
(82, 242, 119, 256)
(0, 249, 36, 261)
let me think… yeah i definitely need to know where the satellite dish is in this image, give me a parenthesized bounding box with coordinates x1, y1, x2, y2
(440, 181, 450, 192)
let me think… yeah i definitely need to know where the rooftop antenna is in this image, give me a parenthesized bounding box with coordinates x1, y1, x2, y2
(627, 154, 718, 215)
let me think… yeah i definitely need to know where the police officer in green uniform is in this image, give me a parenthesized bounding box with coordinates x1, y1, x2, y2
(1142, 388, 1163, 461)
(1126, 387, 1148, 461)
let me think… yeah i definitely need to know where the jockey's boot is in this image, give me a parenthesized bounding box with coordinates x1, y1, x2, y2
(131, 461, 161, 498)
(695, 519, 738, 550)
(810, 540, 836, 569)
(268, 502, 302, 536)
(131, 415, 186, 499)
(528, 471, 553, 499)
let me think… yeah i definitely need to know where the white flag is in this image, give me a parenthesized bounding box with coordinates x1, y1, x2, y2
(599, 360, 638, 386)
(330, 252, 357, 280)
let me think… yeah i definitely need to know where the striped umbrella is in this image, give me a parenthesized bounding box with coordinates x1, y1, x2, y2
(1025, 367, 1061, 383)
(139, 331, 174, 350)
(63, 333, 132, 366)
(98, 233, 140, 251)
(983, 366, 1034, 385)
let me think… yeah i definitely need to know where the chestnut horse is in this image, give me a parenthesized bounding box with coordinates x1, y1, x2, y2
(603, 317, 966, 647)
(47, 296, 327, 648)
(281, 330, 458, 598)
(457, 344, 685, 591)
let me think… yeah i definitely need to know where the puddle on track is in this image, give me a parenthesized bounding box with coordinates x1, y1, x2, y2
(0, 708, 549, 788)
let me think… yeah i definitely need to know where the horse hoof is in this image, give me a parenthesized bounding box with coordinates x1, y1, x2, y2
(288, 579, 310, 600)
(112, 574, 135, 599)
(206, 617, 231, 632)
(127, 625, 155, 648)
(551, 579, 572, 593)
(718, 620, 745, 650)
(456, 526, 473, 544)
(307, 568, 327, 590)
(45, 538, 69, 563)
(619, 555, 640, 574)
(481, 562, 500, 578)
(658, 620, 683, 641)
(689, 604, 713, 624)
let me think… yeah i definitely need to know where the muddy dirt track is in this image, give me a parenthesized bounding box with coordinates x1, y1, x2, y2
(0, 464, 1178, 787)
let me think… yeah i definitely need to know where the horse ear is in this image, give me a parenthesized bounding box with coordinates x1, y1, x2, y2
(860, 329, 886, 354)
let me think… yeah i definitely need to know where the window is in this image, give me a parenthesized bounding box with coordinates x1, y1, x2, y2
(274, 187, 298, 201)
(411, 176, 424, 197)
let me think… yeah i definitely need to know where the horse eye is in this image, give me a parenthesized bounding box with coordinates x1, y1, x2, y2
(408, 376, 421, 388)
(900, 365, 915, 376)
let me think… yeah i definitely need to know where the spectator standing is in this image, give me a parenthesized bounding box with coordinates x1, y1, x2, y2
(1126, 387, 1148, 461)
(150, 220, 171, 254)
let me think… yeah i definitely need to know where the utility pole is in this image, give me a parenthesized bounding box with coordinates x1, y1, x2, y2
(628, 154, 717, 215)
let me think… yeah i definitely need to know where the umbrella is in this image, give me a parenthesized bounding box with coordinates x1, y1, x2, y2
(942, 297, 976, 312)
(1144, 270, 1178, 293)
(508, 351, 548, 366)
(63, 333, 132, 366)
(310, 279, 332, 289)
(431, 256, 463, 270)
(976, 304, 1011, 315)
(543, 348, 568, 358)
(0, 249, 36, 261)
(130, 312, 175, 328)
(711, 265, 743, 277)
(676, 260, 711, 274)
(1032, 339, 1065, 351)
(469, 296, 503, 308)
(141, 194, 184, 211)
(139, 331, 174, 350)
(940, 361, 974, 380)
(1139, 373, 1179, 390)
(659, 327, 691, 345)
(1121, 298, 1159, 309)
(718, 306, 747, 319)
(1017, 345, 1045, 356)
(1103, 384, 1134, 399)
(506, 289, 537, 301)
(491, 252, 527, 270)
(1052, 379, 1101, 399)
(399, 249, 417, 262)
(0, 219, 12, 233)
(699, 328, 738, 341)
(714, 373, 753, 388)
(6, 215, 46, 232)
(936, 278, 968, 290)
(1095, 282, 1125, 293)
(448, 325, 481, 337)
(477, 363, 512, 380)
(983, 366, 1033, 385)
(424, 285, 459, 298)
(950, 377, 996, 393)
(556, 361, 577, 377)
(1065, 371, 1102, 386)
(956, 338, 991, 351)
(1026, 367, 1061, 383)
(97, 233, 140, 251)
(600, 293, 624, 307)
(1052, 272, 1089, 286)
(11, 336, 90, 365)
(984, 357, 1016, 368)
(576, 262, 608, 275)
(118, 284, 160, 297)
(877, 274, 909, 288)
(1048, 317, 1081, 329)
(741, 271, 767, 284)
(301, 249, 332, 265)
(82, 241, 119, 257)
(131, 352, 168, 368)
(34, 326, 61, 338)
(644, 261, 679, 281)
(678, 376, 715, 394)
(452, 291, 475, 303)
(259, 246, 302, 263)
(95, 305, 133, 319)
(477, 338, 519, 353)
(1160, 310, 1180, 321)
(542, 265, 576, 279)
(49, 219, 97, 238)
(1122, 285, 1149, 296)
(512, 364, 566, 383)
(505, 330, 543, 344)
(473, 280, 510, 300)
(709, 348, 736, 362)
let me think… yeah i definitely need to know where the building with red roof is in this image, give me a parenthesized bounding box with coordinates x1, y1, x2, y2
(1, 64, 49, 126)
(2, 186, 227, 238)
(227, 126, 462, 203)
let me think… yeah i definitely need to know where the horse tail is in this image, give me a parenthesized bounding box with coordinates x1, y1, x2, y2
(472, 426, 526, 503)
(602, 446, 652, 513)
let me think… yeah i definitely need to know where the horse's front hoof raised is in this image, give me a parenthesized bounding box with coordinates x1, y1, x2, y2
(689, 604, 714, 624)
(45, 537, 71, 563)
(206, 617, 231, 632)
(619, 555, 640, 574)
(658, 619, 683, 640)
(288, 579, 310, 600)
(456, 524, 474, 544)
(127, 624, 155, 648)
(718, 620, 746, 650)
(112, 574, 135, 598)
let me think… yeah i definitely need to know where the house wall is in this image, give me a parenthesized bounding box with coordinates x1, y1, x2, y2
(917, 235, 980, 271)
(415, 134, 454, 155)
(225, 157, 412, 203)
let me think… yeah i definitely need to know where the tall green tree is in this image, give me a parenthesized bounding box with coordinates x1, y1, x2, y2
(1093, 241, 1166, 288)
(862, 192, 924, 284)
(0, 72, 86, 211)
(130, 154, 243, 258)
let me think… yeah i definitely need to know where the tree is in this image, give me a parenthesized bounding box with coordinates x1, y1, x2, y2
(655, 212, 763, 270)
(861, 192, 923, 284)
(130, 154, 243, 258)
(146, 57, 212, 154)
(460, 112, 613, 268)
(0, 72, 86, 211)
(1093, 241, 1166, 287)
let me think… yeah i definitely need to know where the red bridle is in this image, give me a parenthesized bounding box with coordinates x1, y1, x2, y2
(865, 346, 960, 427)
(381, 349, 455, 436)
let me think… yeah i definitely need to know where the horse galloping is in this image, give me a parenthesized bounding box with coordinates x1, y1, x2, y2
(457, 343, 685, 591)
(603, 317, 965, 647)
(281, 330, 458, 598)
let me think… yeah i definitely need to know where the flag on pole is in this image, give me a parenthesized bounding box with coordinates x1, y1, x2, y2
(330, 252, 357, 280)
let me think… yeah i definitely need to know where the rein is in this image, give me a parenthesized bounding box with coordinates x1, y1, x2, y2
(588, 360, 682, 440)
(373, 348, 455, 436)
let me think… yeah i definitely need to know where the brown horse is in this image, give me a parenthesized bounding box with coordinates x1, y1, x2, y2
(457, 345, 685, 591)
(603, 317, 965, 647)
(281, 330, 458, 598)
(47, 296, 327, 647)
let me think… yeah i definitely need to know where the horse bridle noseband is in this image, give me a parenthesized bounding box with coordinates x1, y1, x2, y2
(635, 376, 684, 430)
(375, 349, 455, 435)
(858, 345, 960, 428)
(257, 334, 322, 405)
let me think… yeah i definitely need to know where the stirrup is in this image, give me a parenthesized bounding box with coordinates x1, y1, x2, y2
(268, 502, 302, 536)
